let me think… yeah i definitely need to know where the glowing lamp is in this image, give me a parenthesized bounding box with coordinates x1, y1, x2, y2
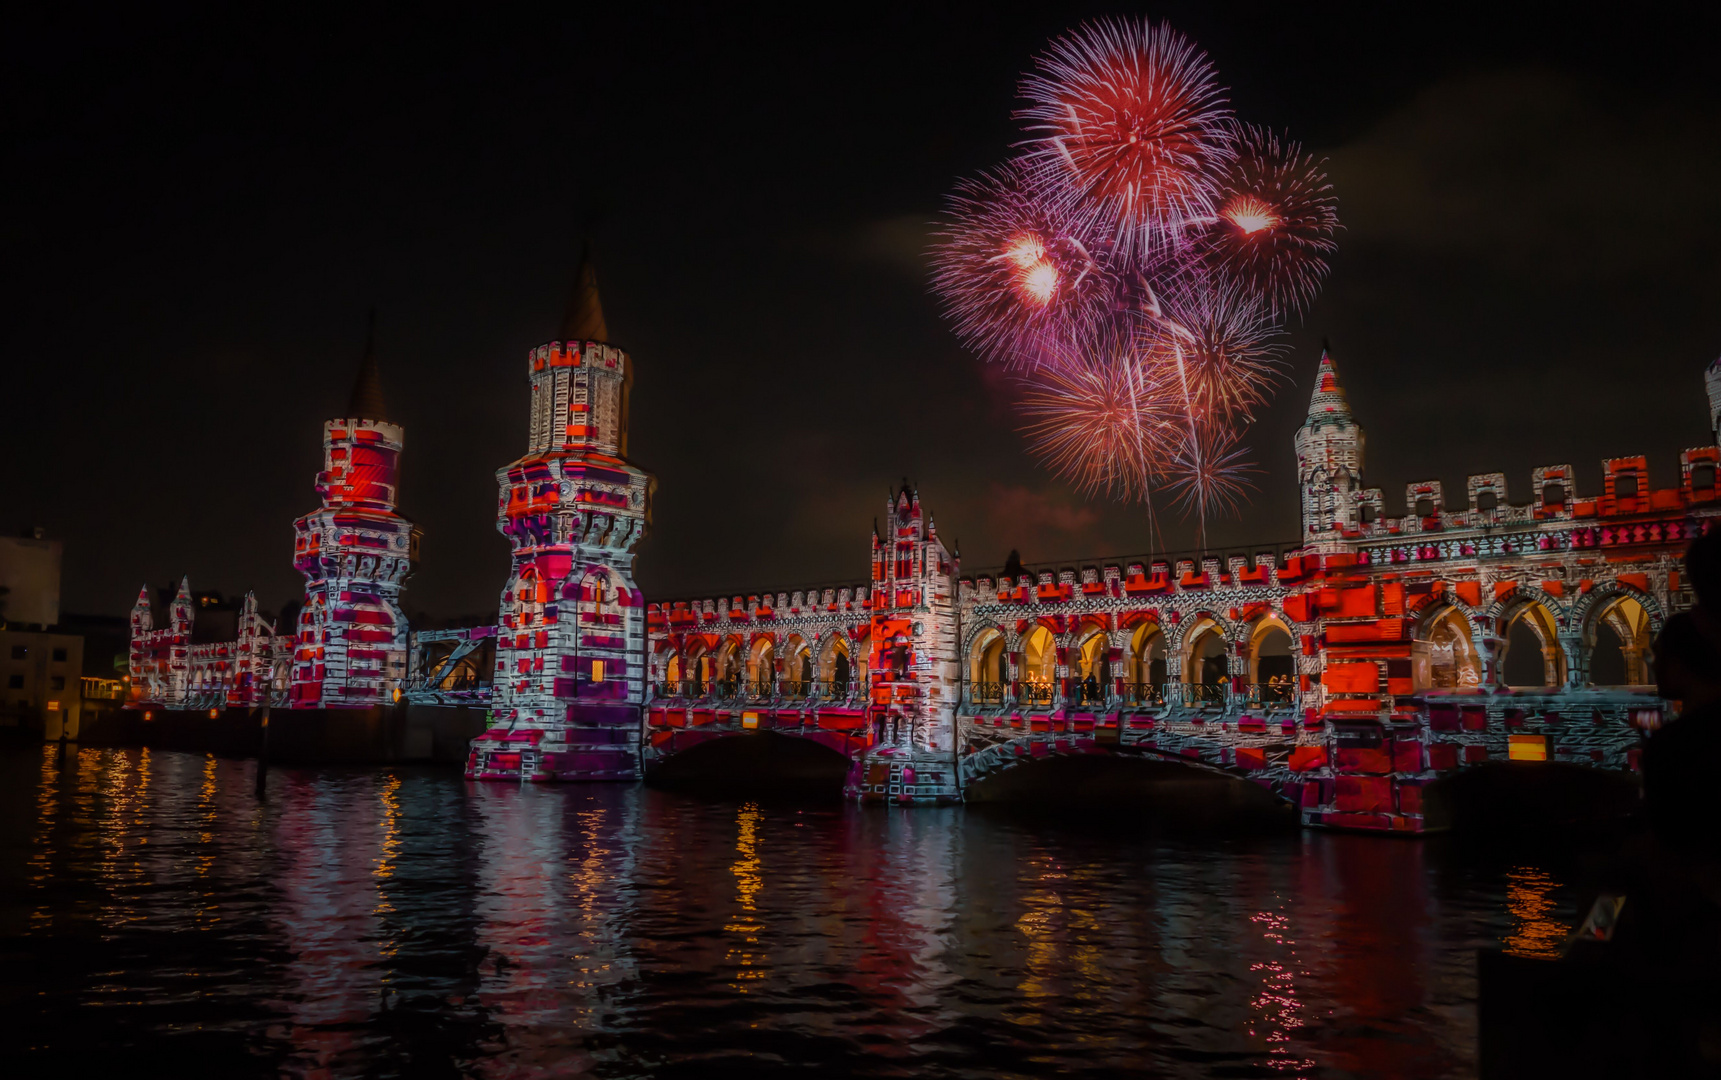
(741, 711, 760, 730)
(1507, 734, 1548, 762)
(209, 708, 221, 719)
(143, 711, 154, 721)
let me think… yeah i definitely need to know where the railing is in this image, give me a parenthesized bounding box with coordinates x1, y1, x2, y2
(650, 678, 861, 704)
(1018, 682, 1056, 708)
(967, 682, 1007, 706)
(1122, 682, 1165, 707)
(1184, 682, 1227, 705)
(1068, 682, 1109, 708)
(1247, 683, 1295, 707)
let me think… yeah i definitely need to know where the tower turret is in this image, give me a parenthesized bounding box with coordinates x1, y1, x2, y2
(472, 246, 655, 782)
(289, 325, 419, 708)
(845, 481, 962, 803)
(1292, 348, 1365, 545)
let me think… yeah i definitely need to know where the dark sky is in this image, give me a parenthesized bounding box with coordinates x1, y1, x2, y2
(6, 5, 1721, 622)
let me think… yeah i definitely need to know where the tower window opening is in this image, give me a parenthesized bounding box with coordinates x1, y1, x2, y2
(1543, 483, 1566, 507)
(1359, 504, 1377, 524)
(1475, 490, 1498, 512)
(1692, 465, 1715, 489)
(1615, 473, 1639, 498)
(1414, 498, 1435, 518)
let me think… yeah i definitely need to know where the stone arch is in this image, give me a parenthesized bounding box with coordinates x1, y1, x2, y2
(1125, 619, 1169, 700)
(1416, 603, 1483, 689)
(1021, 623, 1058, 687)
(1179, 614, 1231, 702)
(1495, 596, 1566, 688)
(1071, 619, 1112, 706)
(815, 632, 855, 690)
(1245, 615, 1296, 700)
(965, 623, 1010, 693)
(781, 633, 813, 692)
(714, 635, 744, 686)
(1581, 591, 1658, 687)
(746, 635, 776, 688)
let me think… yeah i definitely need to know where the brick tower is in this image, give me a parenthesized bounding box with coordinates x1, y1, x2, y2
(289, 324, 419, 707)
(843, 482, 962, 803)
(1293, 348, 1366, 548)
(467, 245, 654, 782)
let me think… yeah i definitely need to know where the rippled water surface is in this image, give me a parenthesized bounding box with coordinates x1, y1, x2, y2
(0, 747, 1591, 1077)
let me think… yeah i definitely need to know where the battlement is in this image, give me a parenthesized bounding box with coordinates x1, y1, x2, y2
(648, 585, 875, 631)
(529, 339, 629, 374)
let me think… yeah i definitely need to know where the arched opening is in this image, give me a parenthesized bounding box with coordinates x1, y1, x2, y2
(1127, 623, 1167, 705)
(644, 731, 853, 800)
(817, 636, 853, 696)
(1074, 626, 1109, 707)
(963, 754, 1297, 831)
(1587, 595, 1652, 687)
(781, 634, 811, 698)
(714, 638, 743, 694)
(1420, 606, 1481, 689)
(1021, 625, 1056, 706)
(1249, 621, 1295, 704)
(746, 638, 776, 694)
(968, 628, 1007, 705)
(662, 649, 682, 692)
(1501, 602, 1564, 688)
(1184, 621, 1228, 705)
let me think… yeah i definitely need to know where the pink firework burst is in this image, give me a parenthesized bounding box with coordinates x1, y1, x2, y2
(1163, 424, 1258, 521)
(930, 163, 1118, 368)
(1017, 19, 1235, 256)
(1206, 125, 1339, 316)
(1155, 274, 1287, 426)
(1015, 327, 1178, 501)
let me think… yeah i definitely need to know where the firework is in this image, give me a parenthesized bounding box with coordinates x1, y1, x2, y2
(930, 163, 1117, 368)
(1155, 274, 1286, 425)
(1017, 19, 1235, 256)
(934, 18, 1336, 529)
(1205, 125, 1340, 315)
(1016, 327, 1177, 500)
(1163, 424, 1258, 521)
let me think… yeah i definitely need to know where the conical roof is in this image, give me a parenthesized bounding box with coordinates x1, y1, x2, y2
(562, 241, 610, 343)
(1306, 346, 1351, 422)
(347, 309, 389, 423)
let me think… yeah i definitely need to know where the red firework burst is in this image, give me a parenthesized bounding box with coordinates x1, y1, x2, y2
(1015, 327, 1178, 500)
(1206, 125, 1340, 316)
(930, 163, 1118, 367)
(1017, 19, 1235, 255)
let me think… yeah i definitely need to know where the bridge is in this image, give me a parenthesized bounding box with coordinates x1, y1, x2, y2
(123, 254, 1714, 833)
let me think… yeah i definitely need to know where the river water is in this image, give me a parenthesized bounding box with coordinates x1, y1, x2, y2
(1, 746, 1593, 1078)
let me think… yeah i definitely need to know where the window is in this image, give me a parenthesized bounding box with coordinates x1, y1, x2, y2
(1414, 498, 1435, 518)
(592, 660, 605, 683)
(50, 676, 65, 691)
(52, 648, 67, 663)
(1543, 483, 1566, 507)
(6, 675, 21, 689)
(1693, 464, 1716, 489)
(9, 646, 24, 660)
(1359, 504, 1377, 524)
(1615, 473, 1639, 498)
(1475, 491, 1498, 512)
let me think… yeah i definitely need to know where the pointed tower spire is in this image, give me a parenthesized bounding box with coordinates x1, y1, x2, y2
(347, 307, 389, 423)
(563, 240, 610, 343)
(1705, 351, 1721, 446)
(1306, 344, 1351, 424)
(131, 585, 153, 632)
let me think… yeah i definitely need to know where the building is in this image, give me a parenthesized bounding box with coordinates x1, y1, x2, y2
(0, 627, 83, 739)
(0, 531, 62, 628)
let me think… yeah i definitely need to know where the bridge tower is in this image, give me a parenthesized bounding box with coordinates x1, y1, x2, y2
(468, 245, 654, 782)
(289, 325, 419, 708)
(1293, 348, 1366, 549)
(843, 482, 963, 803)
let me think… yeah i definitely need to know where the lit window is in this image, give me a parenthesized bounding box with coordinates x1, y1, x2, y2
(592, 660, 605, 683)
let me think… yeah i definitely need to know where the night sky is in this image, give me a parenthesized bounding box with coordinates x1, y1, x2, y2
(7, 5, 1720, 623)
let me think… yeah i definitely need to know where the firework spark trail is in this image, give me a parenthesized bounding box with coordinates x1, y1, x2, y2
(932, 17, 1337, 542)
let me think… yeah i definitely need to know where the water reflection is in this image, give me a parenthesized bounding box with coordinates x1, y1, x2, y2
(2, 747, 1597, 1077)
